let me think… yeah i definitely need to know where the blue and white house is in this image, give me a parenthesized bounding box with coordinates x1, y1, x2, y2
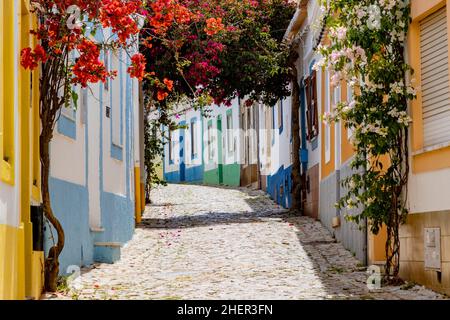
(259, 98, 293, 209)
(163, 105, 204, 183)
(46, 31, 143, 274)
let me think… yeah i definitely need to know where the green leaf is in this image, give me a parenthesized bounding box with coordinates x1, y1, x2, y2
(71, 90, 79, 110)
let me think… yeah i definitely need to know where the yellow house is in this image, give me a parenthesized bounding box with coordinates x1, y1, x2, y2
(0, 0, 44, 300)
(401, 0, 450, 295)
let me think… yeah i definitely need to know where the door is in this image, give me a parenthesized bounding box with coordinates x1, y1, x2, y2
(217, 116, 223, 184)
(179, 122, 186, 182)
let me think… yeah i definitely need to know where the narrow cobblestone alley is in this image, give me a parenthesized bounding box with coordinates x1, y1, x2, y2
(57, 184, 444, 300)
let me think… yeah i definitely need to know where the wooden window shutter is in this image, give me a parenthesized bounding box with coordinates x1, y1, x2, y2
(311, 70, 319, 138)
(305, 76, 312, 140)
(420, 6, 450, 148)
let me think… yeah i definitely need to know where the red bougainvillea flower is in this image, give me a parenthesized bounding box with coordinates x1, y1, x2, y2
(20, 44, 48, 70)
(204, 17, 225, 36)
(157, 90, 169, 101)
(72, 39, 111, 87)
(128, 53, 147, 81)
(163, 78, 174, 91)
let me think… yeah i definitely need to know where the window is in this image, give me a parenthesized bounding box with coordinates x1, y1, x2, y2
(278, 100, 284, 133)
(168, 129, 174, 163)
(80, 87, 88, 125)
(305, 70, 319, 140)
(325, 71, 331, 163)
(420, 6, 450, 148)
(226, 111, 234, 153)
(207, 122, 213, 161)
(190, 120, 197, 159)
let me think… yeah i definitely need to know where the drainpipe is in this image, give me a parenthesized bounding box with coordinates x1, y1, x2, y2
(299, 78, 308, 213)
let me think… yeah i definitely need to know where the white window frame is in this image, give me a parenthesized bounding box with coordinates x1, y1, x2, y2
(226, 112, 234, 153)
(190, 121, 197, 159)
(207, 123, 213, 161)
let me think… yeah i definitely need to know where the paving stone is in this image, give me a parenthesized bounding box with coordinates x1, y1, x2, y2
(46, 184, 447, 300)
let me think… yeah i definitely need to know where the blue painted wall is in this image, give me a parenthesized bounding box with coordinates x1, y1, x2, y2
(45, 177, 94, 274)
(267, 165, 292, 209)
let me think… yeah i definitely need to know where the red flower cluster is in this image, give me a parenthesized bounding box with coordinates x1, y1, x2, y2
(163, 78, 174, 91)
(72, 40, 111, 87)
(100, 0, 142, 43)
(128, 53, 147, 81)
(21, 44, 48, 70)
(204, 17, 225, 36)
(147, 0, 192, 35)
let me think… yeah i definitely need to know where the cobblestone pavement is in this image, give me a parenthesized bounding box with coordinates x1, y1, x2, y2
(48, 184, 445, 300)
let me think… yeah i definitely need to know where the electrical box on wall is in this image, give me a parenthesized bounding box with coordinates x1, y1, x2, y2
(424, 228, 441, 271)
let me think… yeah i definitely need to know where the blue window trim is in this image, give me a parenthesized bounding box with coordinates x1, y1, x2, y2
(57, 114, 76, 140)
(57, 81, 77, 140)
(190, 117, 198, 160)
(279, 100, 284, 134)
(110, 49, 124, 161)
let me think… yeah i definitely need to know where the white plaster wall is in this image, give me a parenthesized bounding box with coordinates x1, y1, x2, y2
(51, 110, 86, 187)
(0, 0, 20, 228)
(133, 78, 140, 168)
(87, 85, 101, 229)
(266, 96, 293, 177)
(181, 108, 203, 168)
(408, 168, 450, 213)
(102, 72, 126, 196)
(226, 99, 241, 165)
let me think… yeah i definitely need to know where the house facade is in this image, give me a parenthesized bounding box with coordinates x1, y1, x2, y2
(163, 106, 204, 184)
(401, 0, 450, 295)
(46, 30, 144, 275)
(163, 100, 242, 187)
(259, 99, 293, 209)
(0, 0, 44, 300)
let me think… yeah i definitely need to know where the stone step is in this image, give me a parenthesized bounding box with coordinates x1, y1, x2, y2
(94, 242, 122, 264)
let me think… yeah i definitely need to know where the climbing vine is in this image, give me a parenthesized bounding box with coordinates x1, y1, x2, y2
(317, 0, 416, 283)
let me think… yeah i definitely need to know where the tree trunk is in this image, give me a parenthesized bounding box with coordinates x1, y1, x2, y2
(41, 128, 65, 292)
(290, 64, 302, 213)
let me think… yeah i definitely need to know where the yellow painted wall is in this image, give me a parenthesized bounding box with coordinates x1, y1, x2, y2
(134, 167, 142, 224)
(340, 82, 356, 164)
(320, 69, 335, 180)
(409, 0, 450, 173)
(0, 224, 21, 300)
(0, 0, 43, 300)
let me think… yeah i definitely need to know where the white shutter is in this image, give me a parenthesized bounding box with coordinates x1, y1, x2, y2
(420, 6, 450, 148)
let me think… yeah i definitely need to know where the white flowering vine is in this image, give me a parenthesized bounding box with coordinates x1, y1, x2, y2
(317, 0, 416, 283)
